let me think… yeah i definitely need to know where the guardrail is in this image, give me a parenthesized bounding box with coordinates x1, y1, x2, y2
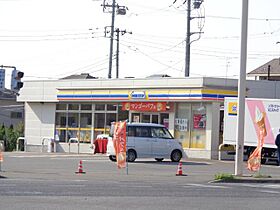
(41, 137, 58, 153)
(41, 137, 50, 153)
(68, 138, 79, 154)
(0, 140, 4, 152)
(218, 144, 235, 160)
(16, 137, 26, 151)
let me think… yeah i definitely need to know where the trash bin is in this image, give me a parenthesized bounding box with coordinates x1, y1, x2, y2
(48, 138, 55, 153)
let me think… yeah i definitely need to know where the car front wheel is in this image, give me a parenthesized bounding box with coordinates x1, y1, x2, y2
(127, 150, 137, 162)
(171, 150, 182, 162)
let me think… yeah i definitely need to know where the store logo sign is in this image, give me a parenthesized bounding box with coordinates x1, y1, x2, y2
(228, 102, 237, 116)
(130, 91, 147, 99)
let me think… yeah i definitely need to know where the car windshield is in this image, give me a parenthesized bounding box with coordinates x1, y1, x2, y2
(110, 123, 174, 139)
(151, 127, 174, 139)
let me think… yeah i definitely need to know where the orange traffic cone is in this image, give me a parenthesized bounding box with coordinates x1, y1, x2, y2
(75, 160, 86, 174)
(0, 152, 3, 172)
(176, 162, 186, 176)
(0, 152, 3, 162)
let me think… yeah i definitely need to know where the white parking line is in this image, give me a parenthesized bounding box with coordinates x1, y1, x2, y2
(184, 183, 230, 189)
(259, 184, 280, 189)
(259, 190, 280, 194)
(9, 154, 98, 158)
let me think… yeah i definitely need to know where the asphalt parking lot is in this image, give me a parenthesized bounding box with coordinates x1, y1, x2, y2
(1, 152, 280, 182)
(1, 152, 280, 210)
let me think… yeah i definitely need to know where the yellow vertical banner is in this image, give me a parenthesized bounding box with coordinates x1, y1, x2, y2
(113, 121, 127, 169)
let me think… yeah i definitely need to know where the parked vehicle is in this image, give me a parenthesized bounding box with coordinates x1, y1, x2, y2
(107, 123, 185, 162)
(223, 97, 279, 164)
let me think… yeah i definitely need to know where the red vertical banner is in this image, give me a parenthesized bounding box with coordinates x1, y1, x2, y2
(247, 111, 267, 172)
(113, 121, 127, 169)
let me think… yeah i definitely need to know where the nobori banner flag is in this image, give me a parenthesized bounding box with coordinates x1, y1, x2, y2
(113, 121, 127, 169)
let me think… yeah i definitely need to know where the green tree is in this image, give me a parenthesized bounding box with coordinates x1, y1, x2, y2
(0, 124, 5, 140)
(14, 122, 24, 139)
(5, 125, 16, 151)
(0, 124, 5, 151)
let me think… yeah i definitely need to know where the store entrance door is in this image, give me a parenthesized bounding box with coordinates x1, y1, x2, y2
(142, 113, 159, 124)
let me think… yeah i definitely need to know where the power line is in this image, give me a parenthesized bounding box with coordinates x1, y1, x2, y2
(0, 36, 104, 42)
(207, 15, 280, 21)
(121, 43, 183, 73)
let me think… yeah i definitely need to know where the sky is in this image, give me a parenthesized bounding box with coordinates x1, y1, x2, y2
(0, 0, 280, 87)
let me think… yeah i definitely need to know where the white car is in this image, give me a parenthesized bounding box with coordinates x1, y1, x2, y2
(107, 123, 185, 162)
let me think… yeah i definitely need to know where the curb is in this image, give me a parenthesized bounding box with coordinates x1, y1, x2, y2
(209, 178, 280, 184)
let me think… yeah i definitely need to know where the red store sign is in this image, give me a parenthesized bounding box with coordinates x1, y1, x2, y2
(122, 102, 166, 112)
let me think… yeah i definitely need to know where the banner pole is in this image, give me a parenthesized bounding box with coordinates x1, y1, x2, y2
(125, 120, 128, 175)
(126, 124, 128, 175)
(126, 150, 128, 175)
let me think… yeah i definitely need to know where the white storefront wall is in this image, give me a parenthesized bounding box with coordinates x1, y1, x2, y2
(25, 102, 56, 151)
(18, 77, 280, 159)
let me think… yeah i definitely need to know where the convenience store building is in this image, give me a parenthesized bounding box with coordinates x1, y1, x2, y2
(17, 76, 280, 159)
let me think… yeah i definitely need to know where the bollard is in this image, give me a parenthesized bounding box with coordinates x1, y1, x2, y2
(16, 137, 25, 151)
(68, 138, 79, 154)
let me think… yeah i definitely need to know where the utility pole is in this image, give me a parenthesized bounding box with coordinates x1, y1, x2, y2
(235, 0, 249, 176)
(115, 28, 132, 78)
(116, 28, 120, 79)
(108, 0, 116, 79)
(185, 0, 191, 77)
(101, 0, 128, 79)
(173, 0, 204, 77)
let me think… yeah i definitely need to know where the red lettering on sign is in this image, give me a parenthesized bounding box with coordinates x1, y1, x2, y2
(122, 102, 166, 112)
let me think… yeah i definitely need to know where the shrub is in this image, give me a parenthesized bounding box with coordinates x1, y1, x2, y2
(0, 123, 24, 151)
(214, 173, 235, 181)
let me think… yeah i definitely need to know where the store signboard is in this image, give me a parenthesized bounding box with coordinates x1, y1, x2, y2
(175, 118, 188, 131)
(193, 114, 206, 129)
(122, 102, 166, 112)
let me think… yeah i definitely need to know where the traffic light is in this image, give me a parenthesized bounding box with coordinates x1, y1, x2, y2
(11, 69, 24, 91)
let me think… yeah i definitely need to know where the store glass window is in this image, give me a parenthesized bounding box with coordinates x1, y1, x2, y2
(68, 113, 79, 127)
(174, 103, 191, 148)
(95, 104, 105, 111)
(80, 113, 92, 143)
(142, 114, 150, 123)
(190, 104, 206, 149)
(56, 104, 67, 110)
(67, 113, 79, 141)
(81, 104, 92, 111)
(117, 104, 129, 121)
(106, 113, 117, 128)
(68, 104, 79, 110)
(55, 112, 67, 142)
(94, 113, 105, 139)
(107, 104, 117, 111)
